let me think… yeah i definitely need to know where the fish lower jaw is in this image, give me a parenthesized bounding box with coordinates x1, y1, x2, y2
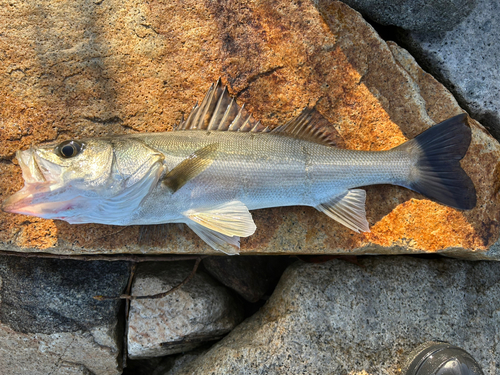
(2, 182, 78, 219)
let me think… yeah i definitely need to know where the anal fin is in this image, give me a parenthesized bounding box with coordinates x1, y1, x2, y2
(187, 222, 241, 255)
(183, 200, 257, 254)
(316, 189, 370, 233)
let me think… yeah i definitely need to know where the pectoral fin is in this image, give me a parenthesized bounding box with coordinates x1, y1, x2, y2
(162, 143, 219, 193)
(316, 189, 370, 233)
(184, 200, 257, 254)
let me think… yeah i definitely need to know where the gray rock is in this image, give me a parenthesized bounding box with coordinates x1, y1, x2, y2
(0, 256, 130, 375)
(127, 261, 244, 359)
(315, 0, 476, 32)
(123, 344, 211, 375)
(123, 345, 211, 375)
(173, 257, 500, 374)
(399, 0, 500, 139)
(202, 256, 290, 302)
(160, 345, 212, 375)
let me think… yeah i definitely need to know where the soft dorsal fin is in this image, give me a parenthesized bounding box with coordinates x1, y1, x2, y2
(176, 79, 269, 133)
(271, 107, 340, 147)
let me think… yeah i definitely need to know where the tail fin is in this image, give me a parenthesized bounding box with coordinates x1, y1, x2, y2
(396, 114, 476, 210)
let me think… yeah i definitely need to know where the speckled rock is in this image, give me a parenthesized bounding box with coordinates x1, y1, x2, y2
(127, 262, 244, 359)
(317, 0, 477, 32)
(1, 0, 499, 258)
(173, 257, 500, 375)
(399, 0, 500, 140)
(123, 345, 211, 375)
(0, 256, 129, 375)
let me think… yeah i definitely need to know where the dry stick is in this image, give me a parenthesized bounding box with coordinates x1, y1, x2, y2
(128, 257, 202, 300)
(96, 257, 203, 301)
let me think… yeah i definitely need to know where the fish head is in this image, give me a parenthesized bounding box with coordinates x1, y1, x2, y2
(3, 136, 166, 224)
(2, 138, 116, 222)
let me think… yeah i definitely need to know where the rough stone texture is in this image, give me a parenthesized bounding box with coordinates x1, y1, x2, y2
(123, 345, 211, 375)
(399, 0, 500, 140)
(1, 0, 499, 258)
(0, 256, 129, 375)
(127, 261, 244, 359)
(202, 256, 291, 302)
(161, 346, 212, 375)
(319, 0, 477, 32)
(173, 257, 500, 375)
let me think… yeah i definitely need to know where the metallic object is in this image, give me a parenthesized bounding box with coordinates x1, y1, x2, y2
(403, 342, 484, 375)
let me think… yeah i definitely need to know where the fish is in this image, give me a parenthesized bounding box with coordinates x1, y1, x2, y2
(2, 79, 477, 254)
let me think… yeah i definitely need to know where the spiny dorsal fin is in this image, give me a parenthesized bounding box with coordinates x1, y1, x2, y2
(271, 107, 340, 147)
(176, 79, 269, 133)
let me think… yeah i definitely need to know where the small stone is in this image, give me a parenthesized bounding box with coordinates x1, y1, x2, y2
(0, 256, 129, 375)
(127, 261, 244, 359)
(173, 257, 500, 374)
(202, 256, 290, 302)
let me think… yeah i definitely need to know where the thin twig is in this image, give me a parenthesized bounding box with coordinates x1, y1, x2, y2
(96, 257, 203, 301)
(130, 257, 202, 300)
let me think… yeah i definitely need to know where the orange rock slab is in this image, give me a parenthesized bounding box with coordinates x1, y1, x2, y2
(0, 0, 499, 258)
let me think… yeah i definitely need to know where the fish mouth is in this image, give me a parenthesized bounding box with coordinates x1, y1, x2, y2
(1, 182, 69, 216)
(2, 149, 75, 218)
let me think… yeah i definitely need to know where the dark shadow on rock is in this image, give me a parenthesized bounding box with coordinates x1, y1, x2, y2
(0, 255, 130, 334)
(202, 256, 294, 303)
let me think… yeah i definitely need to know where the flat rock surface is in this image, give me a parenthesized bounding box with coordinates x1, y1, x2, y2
(1, 0, 499, 258)
(0, 256, 129, 375)
(173, 257, 500, 375)
(127, 262, 244, 359)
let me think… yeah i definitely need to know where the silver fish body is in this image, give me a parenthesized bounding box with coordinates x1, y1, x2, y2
(128, 130, 408, 224)
(3, 80, 476, 254)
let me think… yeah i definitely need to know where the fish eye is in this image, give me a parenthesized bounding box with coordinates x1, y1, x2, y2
(56, 140, 83, 158)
